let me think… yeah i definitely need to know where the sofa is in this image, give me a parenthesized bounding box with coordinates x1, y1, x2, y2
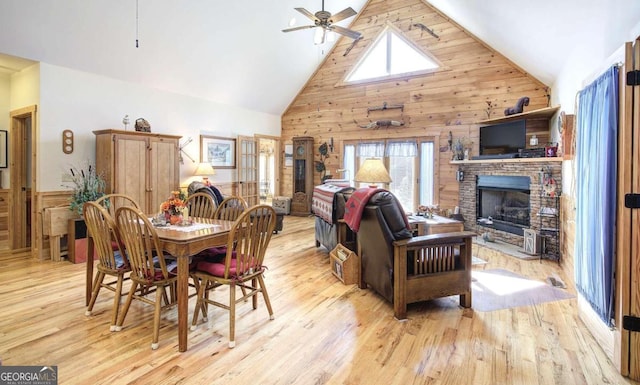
(312, 184, 355, 252)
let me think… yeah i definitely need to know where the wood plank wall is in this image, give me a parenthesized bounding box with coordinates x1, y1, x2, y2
(281, 0, 550, 210)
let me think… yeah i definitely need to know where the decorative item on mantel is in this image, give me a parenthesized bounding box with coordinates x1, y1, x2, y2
(122, 114, 130, 130)
(504, 96, 530, 116)
(451, 137, 473, 161)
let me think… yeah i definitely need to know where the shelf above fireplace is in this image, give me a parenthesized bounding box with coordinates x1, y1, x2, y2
(451, 157, 562, 165)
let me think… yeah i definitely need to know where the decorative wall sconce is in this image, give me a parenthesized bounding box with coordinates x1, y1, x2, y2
(456, 167, 464, 182)
(62, 130, 74, 154)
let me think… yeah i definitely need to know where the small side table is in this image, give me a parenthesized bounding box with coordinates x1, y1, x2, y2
(409, 215, 464, 236)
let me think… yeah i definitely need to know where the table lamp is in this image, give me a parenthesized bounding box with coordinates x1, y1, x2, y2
(194, 162, 216, 186)
(354, 158, 392, 188)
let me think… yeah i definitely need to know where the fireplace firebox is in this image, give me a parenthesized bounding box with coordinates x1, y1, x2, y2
(476, 175, 530, 236)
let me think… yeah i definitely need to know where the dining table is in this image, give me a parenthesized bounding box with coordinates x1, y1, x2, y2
(85, 217, 235, 352)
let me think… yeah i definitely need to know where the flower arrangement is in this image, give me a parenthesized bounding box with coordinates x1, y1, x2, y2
(65, 163, 106, 216)
(160, 191, 187, 220)
(417, 204, 439, 218)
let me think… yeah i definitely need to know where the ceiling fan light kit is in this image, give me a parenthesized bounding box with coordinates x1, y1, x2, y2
(282, 0, 361, 43)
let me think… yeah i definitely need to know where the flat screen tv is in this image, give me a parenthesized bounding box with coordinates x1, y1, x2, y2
(479, 120, 526, 155)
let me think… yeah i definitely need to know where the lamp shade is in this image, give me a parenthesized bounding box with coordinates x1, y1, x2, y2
(194, 162, 216, 177)
(354, 158, 392, 185)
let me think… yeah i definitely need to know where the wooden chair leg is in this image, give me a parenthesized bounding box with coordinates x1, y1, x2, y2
(257, 275, 274, 319)
(151, 284, 163, 350)
(115, 282, 138, 331)
(229, 282, 236, 348)
(85, 272, 105, 315)
(110, 276, 124, 331)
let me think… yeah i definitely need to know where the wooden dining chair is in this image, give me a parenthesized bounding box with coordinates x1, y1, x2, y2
(186, 192, 217, 218)
(95, 193, 141, 218)
(191, 204, 276, 348)
(114, 206, 178, 350)
(214, 196, 248, 221)
(83, 201, 130, 331)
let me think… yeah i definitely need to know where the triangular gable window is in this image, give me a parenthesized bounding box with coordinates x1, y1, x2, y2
(346, 25, 440, 83)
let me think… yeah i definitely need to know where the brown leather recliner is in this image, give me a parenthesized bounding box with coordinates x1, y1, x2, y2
(357, 191, 475, 319)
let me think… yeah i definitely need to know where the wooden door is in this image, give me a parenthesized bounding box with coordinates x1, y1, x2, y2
(113, 134, 147, 212)
(9, 105, 36, 253)
(621, 36, 640, 379)
(237, 135, 258, 206)
(148, 136, 180, 214)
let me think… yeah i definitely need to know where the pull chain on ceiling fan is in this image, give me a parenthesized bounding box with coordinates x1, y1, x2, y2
(282, 0, 361, 44)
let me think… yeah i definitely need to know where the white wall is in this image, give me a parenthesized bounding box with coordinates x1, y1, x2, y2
(36, 63, 281, 191)
(2, 64, 40, 189)
(0, 73, 9, 189)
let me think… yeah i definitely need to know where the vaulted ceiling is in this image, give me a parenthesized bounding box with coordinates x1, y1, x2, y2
(0, 0, 638, 116)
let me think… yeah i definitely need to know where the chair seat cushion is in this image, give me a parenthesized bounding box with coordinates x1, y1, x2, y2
(196, 258, 238, 277)
(114, 250, 127, 269)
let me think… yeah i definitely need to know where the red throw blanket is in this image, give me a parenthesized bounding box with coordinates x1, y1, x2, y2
(344, 188, 410, 232)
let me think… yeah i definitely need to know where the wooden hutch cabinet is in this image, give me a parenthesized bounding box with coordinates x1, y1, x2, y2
(290, 136, 314, 216)
(94, 129, 181, 214)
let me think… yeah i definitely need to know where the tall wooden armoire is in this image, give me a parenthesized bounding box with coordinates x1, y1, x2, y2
(94, 129, 181, 214)
(290, 136, 314, 216)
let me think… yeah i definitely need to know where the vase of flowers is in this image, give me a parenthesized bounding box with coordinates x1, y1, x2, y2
(160, 191, 186, 224)
(65, 163, 106, 216)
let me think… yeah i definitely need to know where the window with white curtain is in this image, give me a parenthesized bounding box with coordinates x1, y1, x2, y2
(343, 138, 435, 213)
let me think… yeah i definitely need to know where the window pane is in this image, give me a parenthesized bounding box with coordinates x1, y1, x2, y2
(343, 144, 356, 186)
(390, 34, 438, 74)
(347, 39, 387, 81)
(389, 156, 415, 213)
(419, 142, 434, 206)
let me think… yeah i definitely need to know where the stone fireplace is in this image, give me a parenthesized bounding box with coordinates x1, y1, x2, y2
(456, 159, 562, 247)
(477, 175, 531, 236)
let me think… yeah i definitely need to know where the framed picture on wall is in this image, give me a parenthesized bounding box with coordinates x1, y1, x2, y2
(0, 130, 7, 168)
(200, 135, 236, 169)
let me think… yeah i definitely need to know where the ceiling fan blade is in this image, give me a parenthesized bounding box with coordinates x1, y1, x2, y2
(328, 7, 357, 24)
(295, 8, 319, 23)
(282, 25, 317, 33)
(329, 25, 362, 40)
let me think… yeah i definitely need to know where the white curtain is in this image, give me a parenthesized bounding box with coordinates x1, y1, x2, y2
(385, 140, 418, 157)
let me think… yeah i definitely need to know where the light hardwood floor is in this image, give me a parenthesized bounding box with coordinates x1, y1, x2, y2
(0, 215, 636, 385)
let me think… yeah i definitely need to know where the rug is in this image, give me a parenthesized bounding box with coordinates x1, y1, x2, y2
(471, 269, 574, 312)
(472, 256, 487, 265)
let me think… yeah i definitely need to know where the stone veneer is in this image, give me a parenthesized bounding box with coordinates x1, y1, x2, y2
(456, 158, 562, 247)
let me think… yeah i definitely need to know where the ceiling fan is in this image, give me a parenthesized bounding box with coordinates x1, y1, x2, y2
(282, 0, 361, 44)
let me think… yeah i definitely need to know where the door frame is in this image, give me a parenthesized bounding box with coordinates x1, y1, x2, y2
(9, 105, 37, 256)
(256, 134, 281, 200)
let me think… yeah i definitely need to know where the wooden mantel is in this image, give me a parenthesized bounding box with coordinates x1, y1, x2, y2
(451, 157, 562, 165)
